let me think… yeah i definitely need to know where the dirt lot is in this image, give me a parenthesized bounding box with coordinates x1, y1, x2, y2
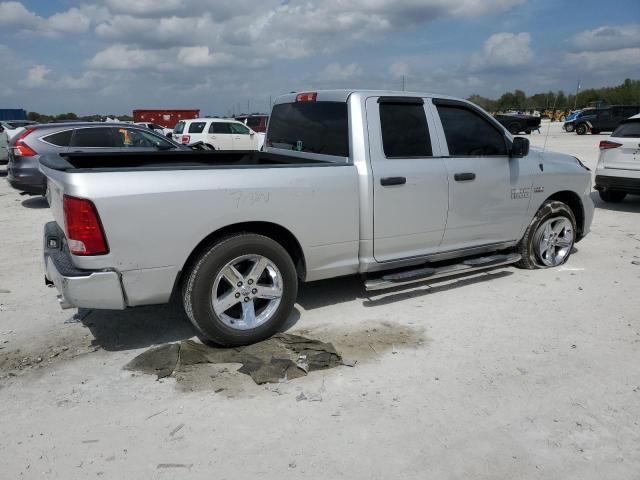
(1, 122, 639, 479)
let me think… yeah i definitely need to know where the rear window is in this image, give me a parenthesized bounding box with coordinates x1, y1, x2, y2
(71, 127, 115, 148)
(188, 122, 206, 134)
(174, 121, 185, 134)
(208, 122, 229, 134)
(612, 119, 640, 138)
(266, 102, 349, 157)
(43, 130, 73, 147)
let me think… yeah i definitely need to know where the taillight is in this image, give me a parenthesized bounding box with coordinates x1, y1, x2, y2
(599, 140, 622, 150)
(13, 129, 37, 157)
(296, 92, 317, 102)
(63, 195, 109, 256)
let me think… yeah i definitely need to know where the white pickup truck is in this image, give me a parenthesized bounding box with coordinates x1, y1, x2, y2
(41, 90, 594, 346)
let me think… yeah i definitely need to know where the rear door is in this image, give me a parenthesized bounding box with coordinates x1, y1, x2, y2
(366, 96, 449, 262)
(69, 127, 116, 151)
(208, 122, 233, 150)
(432, 99, 535, 250)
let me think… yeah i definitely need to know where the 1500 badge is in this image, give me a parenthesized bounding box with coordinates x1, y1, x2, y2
(511, 187, 531, 200)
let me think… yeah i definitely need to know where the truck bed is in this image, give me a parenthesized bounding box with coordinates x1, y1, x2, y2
(39, 150, 337, 172)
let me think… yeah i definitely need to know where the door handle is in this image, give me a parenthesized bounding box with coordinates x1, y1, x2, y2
(454, 172, 476, 181)
(380, 176, 407, 186)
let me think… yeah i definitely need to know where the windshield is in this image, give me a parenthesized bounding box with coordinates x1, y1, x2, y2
(266, 101, 349, 157)
(174, 121, 185, 134)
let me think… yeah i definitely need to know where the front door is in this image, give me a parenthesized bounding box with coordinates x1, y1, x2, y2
(366, 96, 449, 262)
(432, 99, 536, 250)
(230, 122, 256, 150)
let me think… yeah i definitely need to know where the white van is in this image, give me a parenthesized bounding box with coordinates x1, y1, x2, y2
(172, 118, 261, 151)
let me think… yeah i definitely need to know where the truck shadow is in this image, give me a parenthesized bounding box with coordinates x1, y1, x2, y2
(80, 302, 301, 352)
(297, 268, 515, 310)
(591, 191, 640, 213)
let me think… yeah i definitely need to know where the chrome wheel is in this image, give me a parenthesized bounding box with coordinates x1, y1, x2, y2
(212, 254, 283, 331)
(533, 217, 574, 267)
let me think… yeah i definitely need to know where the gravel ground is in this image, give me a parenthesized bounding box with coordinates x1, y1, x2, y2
(1, 121, 639, 479)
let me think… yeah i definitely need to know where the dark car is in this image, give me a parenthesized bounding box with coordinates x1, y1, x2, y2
(234, 114, 269, 133)
(574, 105, 640, 135)
(494, 114, 541, 134)
(7, 122, 186, 194)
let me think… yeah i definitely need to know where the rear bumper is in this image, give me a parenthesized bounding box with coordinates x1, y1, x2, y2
(7, 164, 46, 194)
(595, 172, 640, 195)
(44, 222, 126, 310)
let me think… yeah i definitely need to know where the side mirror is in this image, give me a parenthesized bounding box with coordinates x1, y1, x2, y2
(249, 131, 255, 136)
(511, 137, 529, 157)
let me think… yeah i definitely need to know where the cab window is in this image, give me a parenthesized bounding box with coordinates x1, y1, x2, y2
(379, 102, 432, 158)
(436, 104, 508, 156)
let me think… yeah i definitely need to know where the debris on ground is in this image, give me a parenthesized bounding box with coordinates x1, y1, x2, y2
(125, 333, 343, 385)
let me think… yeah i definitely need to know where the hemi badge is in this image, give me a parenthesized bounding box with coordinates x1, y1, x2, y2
(534, 186, 544, 193)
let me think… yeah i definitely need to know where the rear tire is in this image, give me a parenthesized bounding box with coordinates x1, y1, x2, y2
(182, 234, 298, 346)
(575, 123, 588, 135)
(599, 190, 626, 203)
(516, 200, 576, 269)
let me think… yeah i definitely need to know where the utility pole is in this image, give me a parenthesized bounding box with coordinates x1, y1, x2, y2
(247, 99, 250, 114)
(401, 75, 405, 92)
(573, 79, 581, 110)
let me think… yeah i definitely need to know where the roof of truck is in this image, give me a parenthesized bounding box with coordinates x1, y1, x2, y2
(274, 89, 461, 104)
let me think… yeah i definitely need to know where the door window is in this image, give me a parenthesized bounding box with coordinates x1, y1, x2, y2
(115, 128, 174, 148)
(379, 102, 432, 158)
(436, 105, 508, 156)
(43, 130, 73, 147)
(71, 127, 116, 148)
(188, 122, 206, 134)
(230, 123, 251, 135)
(209, 122, 232, 134)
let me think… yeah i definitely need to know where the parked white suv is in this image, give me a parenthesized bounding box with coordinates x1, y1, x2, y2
(595, 113, 640, 203)
(134, 122, 173, 138)
(172, 118, 260, 150)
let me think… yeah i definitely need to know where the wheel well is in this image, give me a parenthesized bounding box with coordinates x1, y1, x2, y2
(177, 222, 307, 290)
(546, 191, 585, 240)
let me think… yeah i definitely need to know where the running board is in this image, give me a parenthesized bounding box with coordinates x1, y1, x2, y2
(364, 253, 522, 292)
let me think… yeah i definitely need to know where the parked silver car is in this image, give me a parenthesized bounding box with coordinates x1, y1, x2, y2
(41, 90, 594, 346)
(7, 122, 186, 194)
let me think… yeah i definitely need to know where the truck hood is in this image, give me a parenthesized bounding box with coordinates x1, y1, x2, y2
(530, 146, 590, 171)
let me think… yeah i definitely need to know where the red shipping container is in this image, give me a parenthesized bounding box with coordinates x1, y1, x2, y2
(132, 109, 200, 129)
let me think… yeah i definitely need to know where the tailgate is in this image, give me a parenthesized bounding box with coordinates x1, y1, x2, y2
(601, 138, 640, 171)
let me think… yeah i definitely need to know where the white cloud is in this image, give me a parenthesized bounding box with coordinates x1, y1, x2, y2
(321, 63, 363, 81)
(469, 32, 533, 71)
(25, 65, 50, 87)
(176, 47, 233, 68)
(88, 44, 167, 70)
(0, 1, 102, 35)
(566, 47, 640, 73)
(571, 24, 640, 52)
(390, 62, 410, 79)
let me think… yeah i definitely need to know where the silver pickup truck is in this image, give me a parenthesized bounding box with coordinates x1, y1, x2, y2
(41, 90, 594, 345)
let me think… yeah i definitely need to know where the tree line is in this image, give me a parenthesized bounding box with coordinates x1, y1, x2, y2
(26, 112, 133, 123)
(468, 78, 640, 112)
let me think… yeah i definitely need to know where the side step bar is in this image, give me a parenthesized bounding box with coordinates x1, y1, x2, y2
(364, 253, 522, 292)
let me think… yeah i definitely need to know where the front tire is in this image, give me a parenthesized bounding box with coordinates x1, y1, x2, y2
(516, 200, 576, 269)
(599, 190, 626, 203)
(575, 123, 588, 135)
(182, 234, 298, 346)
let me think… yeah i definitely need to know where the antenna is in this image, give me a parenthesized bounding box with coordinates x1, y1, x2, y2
(541, 92, 559, 155)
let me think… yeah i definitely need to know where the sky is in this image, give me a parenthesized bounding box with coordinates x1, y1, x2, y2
(0, 0, 638, 116)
